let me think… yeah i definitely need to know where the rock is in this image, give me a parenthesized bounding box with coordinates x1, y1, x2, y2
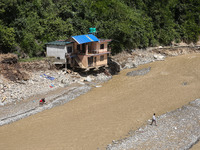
(61, 78, 69, 84)
(86, 76, 92, 82)
(77, 81, 85, 85)
(182, 82, 188, 85)
(0, 84, 4, 89)
(112, 140, 118, 144)
(154, 54, 165, 61)
(0, 102, 4, 106)
(96, 73, 112, 82)
(0, 79, 3, 84)
(59, 84, 65, 87)
(96, 85, 102, 88)
(108, 58, 121, 75)
(123, 58, 136, 69)
(123, 62, 135, 69)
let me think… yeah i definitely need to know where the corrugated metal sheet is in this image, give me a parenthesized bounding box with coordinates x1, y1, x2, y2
(46, 41, 72, 45)
(72, 34, 99, 44)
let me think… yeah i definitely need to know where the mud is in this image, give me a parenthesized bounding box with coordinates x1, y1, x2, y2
(0, 53, 200, 150)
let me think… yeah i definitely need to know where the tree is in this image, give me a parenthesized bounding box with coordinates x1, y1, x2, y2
(0, 21, 15, 53)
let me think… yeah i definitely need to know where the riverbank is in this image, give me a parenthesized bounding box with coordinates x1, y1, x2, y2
(107, 98, 200, 150)
(0, 52, 200, 149)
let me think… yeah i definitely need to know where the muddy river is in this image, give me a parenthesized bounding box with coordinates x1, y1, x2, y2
(0, 53, 200, 150)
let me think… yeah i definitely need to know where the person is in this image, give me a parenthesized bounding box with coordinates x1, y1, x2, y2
(39, 98, 46, 105)
(150, 113, 157, 126)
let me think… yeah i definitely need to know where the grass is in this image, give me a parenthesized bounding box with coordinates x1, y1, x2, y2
(19, 57, 45, 62)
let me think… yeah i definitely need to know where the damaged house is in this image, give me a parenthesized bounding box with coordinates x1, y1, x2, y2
(46, 34, 111, 70)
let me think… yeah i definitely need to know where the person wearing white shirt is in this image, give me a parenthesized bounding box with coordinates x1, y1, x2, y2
(150, 113, 157, 126)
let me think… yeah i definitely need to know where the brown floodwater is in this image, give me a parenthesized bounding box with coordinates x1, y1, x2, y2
(0, 53, 200, 150)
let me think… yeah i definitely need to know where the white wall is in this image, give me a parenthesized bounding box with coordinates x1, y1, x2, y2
(46, 44, 73, 59)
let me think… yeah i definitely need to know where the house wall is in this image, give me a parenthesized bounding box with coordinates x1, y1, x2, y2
(78, 55, 88, 67)
(73, 42, 78, 53)
(94, 42, 108, 53)
(47, 45, 66, 59)
(91, 42, 97, 51)
(77, 54, 107, 68)
(46, 44, 73, 59)
(96, 54, 108, 66)
(99, 42, 108, 53)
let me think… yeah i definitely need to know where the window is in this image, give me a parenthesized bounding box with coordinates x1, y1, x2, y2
(100, 44, 104, 49)
(67, 46, 72, 53)
(100, 55, 104, 61)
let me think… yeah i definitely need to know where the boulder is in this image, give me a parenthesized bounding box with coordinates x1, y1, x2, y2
(108, 59, 121, 75)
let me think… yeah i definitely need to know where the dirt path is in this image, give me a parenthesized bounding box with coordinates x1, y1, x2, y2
(0, 53, 200, 150)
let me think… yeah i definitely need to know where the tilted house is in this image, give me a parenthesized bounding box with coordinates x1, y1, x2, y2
(46, 34, 111, 70)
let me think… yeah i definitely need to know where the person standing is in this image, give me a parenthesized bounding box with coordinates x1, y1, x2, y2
(150, 113, 157, 126)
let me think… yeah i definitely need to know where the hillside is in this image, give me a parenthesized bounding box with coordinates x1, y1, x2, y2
(0, 0, 200, 56)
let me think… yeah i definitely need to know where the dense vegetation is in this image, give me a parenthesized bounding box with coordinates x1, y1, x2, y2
(0, 0, 199, 56)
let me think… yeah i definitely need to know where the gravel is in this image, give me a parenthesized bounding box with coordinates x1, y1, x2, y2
(0, 85, 91, 126)
(106, 99, 200, 150)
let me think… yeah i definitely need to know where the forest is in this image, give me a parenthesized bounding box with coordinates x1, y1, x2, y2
(0, 0, 200, 57)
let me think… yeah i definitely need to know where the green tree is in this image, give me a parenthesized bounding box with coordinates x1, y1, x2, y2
(0, 21, 15, 53)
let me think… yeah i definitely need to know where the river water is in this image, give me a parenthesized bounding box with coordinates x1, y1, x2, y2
(0, 53, 200, 150)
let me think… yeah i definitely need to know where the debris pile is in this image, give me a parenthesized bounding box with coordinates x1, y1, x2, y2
(0, 54, 29, 82)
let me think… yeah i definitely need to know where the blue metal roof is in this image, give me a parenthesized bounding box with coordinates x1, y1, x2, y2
(72, 34, 99, 44)
(46, 41, 72, 45)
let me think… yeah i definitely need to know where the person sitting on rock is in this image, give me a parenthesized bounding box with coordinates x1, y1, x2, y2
(39, 98, 46, 105)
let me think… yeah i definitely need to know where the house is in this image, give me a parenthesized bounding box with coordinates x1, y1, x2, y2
(46, 34, 111, 70)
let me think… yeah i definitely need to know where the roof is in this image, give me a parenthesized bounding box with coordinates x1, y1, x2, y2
(46, 41, 72, 46)
(72, 34, 99, 44)
(99, 39, 112, 43)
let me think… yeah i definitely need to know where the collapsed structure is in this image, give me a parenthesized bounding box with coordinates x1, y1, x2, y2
(46, 34, 111, 70)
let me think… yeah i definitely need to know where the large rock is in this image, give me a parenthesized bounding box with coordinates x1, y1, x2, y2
(108, 59, 121, 75)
